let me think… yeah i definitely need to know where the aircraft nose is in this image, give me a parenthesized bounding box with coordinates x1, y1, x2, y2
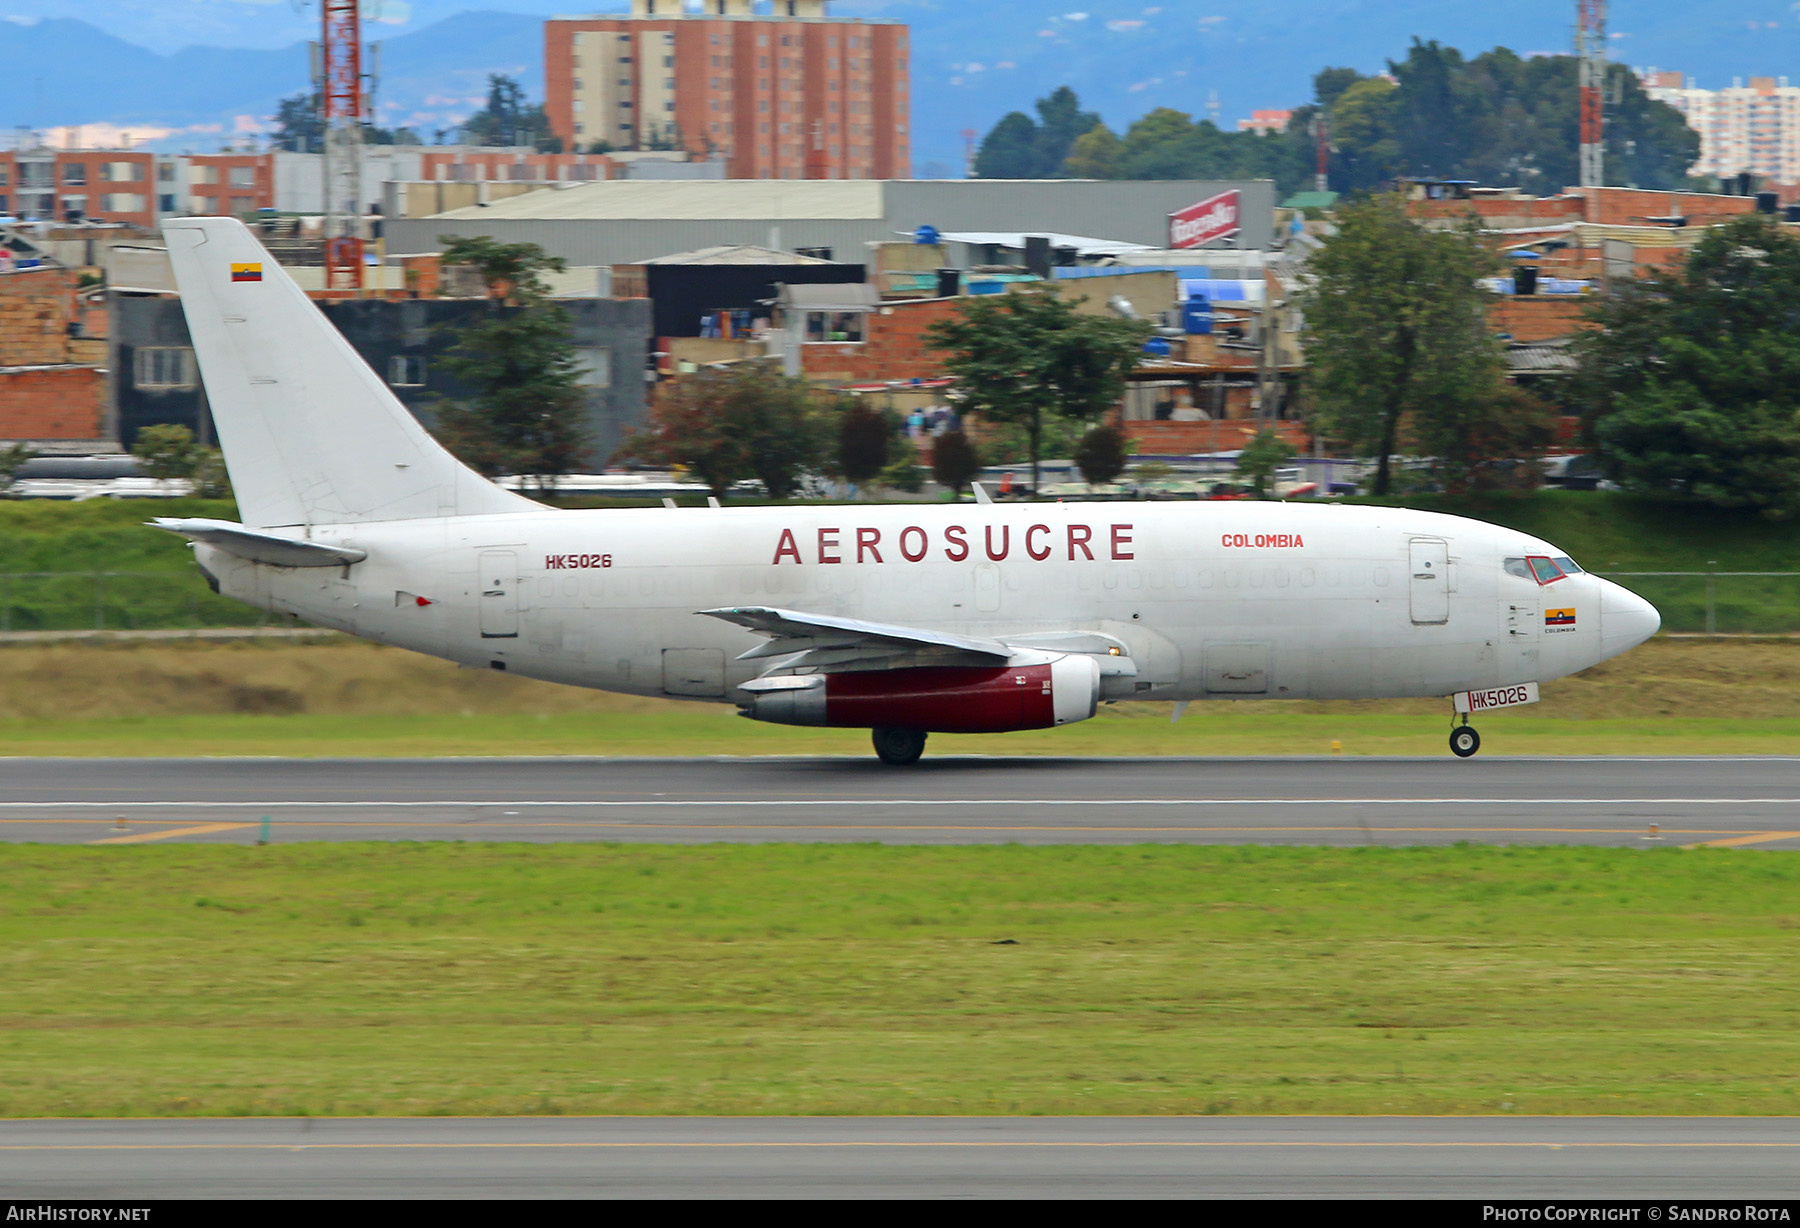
(1599, 578, 1660, 659)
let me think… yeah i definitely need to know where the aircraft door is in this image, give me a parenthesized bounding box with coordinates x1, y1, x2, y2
(1408, 537, 1449, 625)
(974, 563, 1002, 613)
(479, 550, 520, 638)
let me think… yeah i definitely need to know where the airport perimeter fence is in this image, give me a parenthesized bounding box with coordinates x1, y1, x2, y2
(0, 570, 1796, 635)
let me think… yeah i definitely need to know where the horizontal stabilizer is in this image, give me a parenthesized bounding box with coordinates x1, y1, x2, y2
(151, 517, 367, 568)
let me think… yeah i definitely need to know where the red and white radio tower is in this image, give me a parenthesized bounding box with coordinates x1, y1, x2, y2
(321, 0, 364, 292)
(1576, 0, 1606, 189)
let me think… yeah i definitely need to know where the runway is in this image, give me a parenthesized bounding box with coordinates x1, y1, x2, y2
(1, 756, 1798, 847)
(2, 1116, 1796, 1199)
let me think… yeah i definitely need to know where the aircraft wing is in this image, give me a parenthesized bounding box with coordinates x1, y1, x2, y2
(151, 517, 368, 568)
(699, 606, 1013, 669)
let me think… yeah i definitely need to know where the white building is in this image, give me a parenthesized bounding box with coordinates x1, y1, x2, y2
(1642, 71, 1800, 183)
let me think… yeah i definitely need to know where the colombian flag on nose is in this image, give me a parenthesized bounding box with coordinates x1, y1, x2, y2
(230, 263, 262, 282)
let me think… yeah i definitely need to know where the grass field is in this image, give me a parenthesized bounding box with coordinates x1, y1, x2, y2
(2, 843, 1795, 1118)
(0, 636, 1795, 757)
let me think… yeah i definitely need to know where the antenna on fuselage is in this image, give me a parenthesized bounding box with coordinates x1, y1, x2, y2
(971, 482, 993, 505)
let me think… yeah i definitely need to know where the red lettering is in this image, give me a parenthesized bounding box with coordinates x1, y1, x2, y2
(985, 524, 1010, 561)
(857, 526, 883, 563)
(899, 526, 927, 562)
(818, 527, 841, 565)
(944, 525, 969, 562)
(773, 530, 801, 565)
(1111, 523, 1135, 561)
(1026, 524, 1051, 561)
(1068, 524, 1094, 561)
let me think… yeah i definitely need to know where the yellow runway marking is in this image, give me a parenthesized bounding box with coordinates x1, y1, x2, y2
(88, 822, 252, 845)
(1682, 831, 1800, 849)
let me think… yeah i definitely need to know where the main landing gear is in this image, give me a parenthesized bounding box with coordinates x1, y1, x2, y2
(872, 726, 927, 766)
(1448, 712, 1481, 758)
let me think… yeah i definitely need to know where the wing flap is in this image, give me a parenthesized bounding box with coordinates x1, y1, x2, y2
(700, 606, 1013, 663)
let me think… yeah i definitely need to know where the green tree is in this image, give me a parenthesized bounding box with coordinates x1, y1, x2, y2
(879, 435, 927, 494)
(930, 428, 982, 498)
(837, 404, 890, 490)
(1062, 123, 1122, 179)
(620, 363, 822, 501)
(463, 73, 560, 152)
(1031, 86, 1102, 176)
(270, 90, 420, 150)
(1234, 429, 1297, 498)
(1328, 77, 1402, 192)
(271, 92, 324, 153)
(1297, 194, 1511, 496)
(0, 442, 34, 497)
(1576, 214, 1800, 514)
(433, 235, 588, 492)
(974, 111, 1041, 179)
(974, 87, 1102, 179)
(926, 290, 1148, 494)
(131, 424, 201, 481)
(1073, 423, 1129, 488)
(130, 425, 231, 497)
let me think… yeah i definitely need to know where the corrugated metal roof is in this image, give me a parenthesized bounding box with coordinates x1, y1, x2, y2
(431, 180, 886, 222)
(933, 230, 1155, 257)
(1506, 342, 1579, 373)
(641, 243, 839, 265)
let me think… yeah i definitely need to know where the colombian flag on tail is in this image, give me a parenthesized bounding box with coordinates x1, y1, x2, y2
(230, 263, 262, 282)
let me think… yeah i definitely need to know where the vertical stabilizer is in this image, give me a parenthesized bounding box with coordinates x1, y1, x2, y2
(162, 217, 539, 528)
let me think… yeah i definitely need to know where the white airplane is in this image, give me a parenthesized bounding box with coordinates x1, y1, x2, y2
(153, 217, 1660, 765)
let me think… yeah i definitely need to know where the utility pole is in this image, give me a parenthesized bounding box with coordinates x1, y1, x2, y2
(1577, 0, 1607, 189)
(321, 0, 364, 292)
(1310, 112, 1330, 193)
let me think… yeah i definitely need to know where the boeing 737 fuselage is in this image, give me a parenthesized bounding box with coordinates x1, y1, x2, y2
(154, 218, 1660, 764)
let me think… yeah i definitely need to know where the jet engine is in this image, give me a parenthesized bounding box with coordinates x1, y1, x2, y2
(740, 652, 1101, 733)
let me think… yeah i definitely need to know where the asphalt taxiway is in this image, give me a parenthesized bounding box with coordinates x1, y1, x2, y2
(2, 1116, 1795, 1199)
(1, 756, 1797, 847)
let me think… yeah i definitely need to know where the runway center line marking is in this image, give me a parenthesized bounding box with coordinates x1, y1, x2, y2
(4, 798, 1800, 810)
(4, 1141, 1799, 1152)
(86, 822, 253, 846)
(1681, 831, 1800, 849)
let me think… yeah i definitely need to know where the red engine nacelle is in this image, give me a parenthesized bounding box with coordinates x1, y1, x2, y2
(743, 654, 1101, 734)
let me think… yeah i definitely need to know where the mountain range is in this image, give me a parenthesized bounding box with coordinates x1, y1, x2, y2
(2, 2, 1797, 175)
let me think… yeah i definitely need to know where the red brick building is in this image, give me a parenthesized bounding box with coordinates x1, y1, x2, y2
(546, 0, 910, 180)
(0, 264, 108, 444)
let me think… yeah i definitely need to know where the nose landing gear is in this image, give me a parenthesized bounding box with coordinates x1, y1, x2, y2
(1449, 714, 1481, 758)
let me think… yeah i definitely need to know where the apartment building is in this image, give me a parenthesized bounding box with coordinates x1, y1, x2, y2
(545, 0, 911, 180)
(1642, 72, 1800, 183)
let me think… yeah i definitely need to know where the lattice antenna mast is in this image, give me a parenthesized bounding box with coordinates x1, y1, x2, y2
(1577, 0, 1607, 189)
(322, 0, 364, 292)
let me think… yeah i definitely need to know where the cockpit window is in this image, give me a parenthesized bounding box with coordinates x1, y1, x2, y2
(1552, 555, 1583, 575)
(1505, 556, 1569, 584)
(1528, 556, 1566, 584)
